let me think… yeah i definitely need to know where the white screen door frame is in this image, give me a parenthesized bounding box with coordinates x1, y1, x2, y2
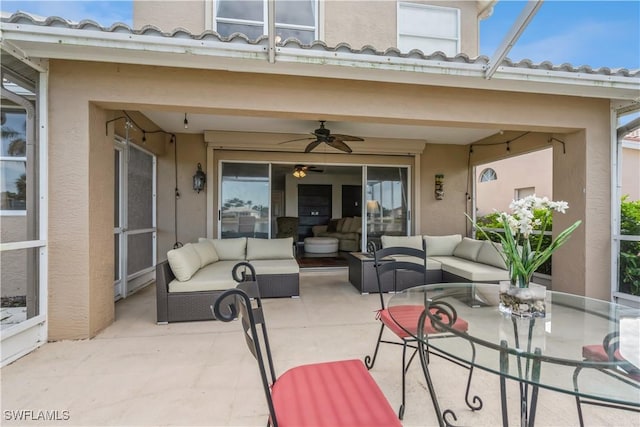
(114, 137, 157, 300)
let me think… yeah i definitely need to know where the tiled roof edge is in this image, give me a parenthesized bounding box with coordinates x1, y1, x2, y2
(3, 12, 638, 77)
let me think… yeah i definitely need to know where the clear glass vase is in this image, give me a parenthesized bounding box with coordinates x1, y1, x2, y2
(499, 281, 547, 318)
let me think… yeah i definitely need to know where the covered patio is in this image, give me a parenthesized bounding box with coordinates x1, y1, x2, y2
(1, 270, 637, 426)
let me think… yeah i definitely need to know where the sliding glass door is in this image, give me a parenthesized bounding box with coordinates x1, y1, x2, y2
(365, 166, 409, 248)
(220, 162, 270, 239)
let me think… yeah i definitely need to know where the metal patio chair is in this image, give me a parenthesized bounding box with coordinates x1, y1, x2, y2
(212, 277, 401, 427)
(573, 330, 640, 426)
(364, 241, 481, 419)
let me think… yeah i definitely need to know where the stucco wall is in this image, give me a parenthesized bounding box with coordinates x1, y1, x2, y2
(48, 59, 613, 339)
(475, 148, 553, 216)
(133, 0, 479, 56)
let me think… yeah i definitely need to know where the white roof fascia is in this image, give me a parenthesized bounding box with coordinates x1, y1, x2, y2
(0, 22, 267, 58)
(275, 46, 486, 77)
(2, 21, 639, 101)
(492, 66, 640, 92)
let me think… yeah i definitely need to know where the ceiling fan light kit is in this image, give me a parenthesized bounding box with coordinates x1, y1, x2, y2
(279, 120, 364, 153)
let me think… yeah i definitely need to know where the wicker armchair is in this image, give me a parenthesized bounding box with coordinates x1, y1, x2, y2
(276, 216, 299, 241)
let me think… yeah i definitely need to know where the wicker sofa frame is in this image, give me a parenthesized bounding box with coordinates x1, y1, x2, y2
(156, 260, 299, 324)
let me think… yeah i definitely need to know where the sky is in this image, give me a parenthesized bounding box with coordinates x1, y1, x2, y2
(1, 0, 638, 70)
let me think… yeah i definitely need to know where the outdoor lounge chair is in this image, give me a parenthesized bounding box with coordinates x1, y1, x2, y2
(212, 279, 401, 427)
(364, 242, 479, 419)
(573, 330, 640, 426)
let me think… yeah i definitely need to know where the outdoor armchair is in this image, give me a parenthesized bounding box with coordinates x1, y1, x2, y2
(364, 242, 478, 419)
(573, 329, 640, 426)
(212, 279, 401, 427)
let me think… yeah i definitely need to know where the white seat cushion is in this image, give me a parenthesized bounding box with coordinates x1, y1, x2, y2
(431, 256, 509, 282)
(423, 234, 462, 256)
(168, 261, 239, 292)
(380, 235, 423, 250)
(249, 259, 300, 275)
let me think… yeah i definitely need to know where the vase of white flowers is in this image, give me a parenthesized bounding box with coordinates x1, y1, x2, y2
(469, 196, 582, 317)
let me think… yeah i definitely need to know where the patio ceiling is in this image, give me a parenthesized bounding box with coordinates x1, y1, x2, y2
(141, 110, 500, 146)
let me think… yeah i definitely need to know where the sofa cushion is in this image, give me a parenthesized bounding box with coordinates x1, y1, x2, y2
(167, 243, 202, 282)
(249, 259, 300, 275)
(247, 237, 294, 260)
(336, 218, 347, 232)
(381, 235, 423, 250)
(327, 219, 340, 232)
(453, 237, 484, 261)
(476, 241, 508, 270)
(192, 240, 219, 267)
(209, 237, 247, 261)
(349, 217, 362, 233)
(393, 254, 441, 270)
(340, 217, 353, 232)
(168, 261, 239, 292)
(423, 234, 462, 256)
(432, 256, 510, 282)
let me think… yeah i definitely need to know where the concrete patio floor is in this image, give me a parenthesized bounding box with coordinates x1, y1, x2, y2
(1, 269, 637, 426)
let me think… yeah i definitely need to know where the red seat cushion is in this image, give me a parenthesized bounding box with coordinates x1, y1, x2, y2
(381, 305, 469, 338)
(583, 344, 640, 381)
(271, 359, 401, 427)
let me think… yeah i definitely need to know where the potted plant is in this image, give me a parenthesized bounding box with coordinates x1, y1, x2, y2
(469, 195, 582, 317)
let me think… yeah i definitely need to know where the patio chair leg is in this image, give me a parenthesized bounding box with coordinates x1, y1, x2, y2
(365, 323, 385, 370)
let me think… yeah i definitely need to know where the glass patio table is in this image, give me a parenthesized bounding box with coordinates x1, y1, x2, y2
(387, 283, 640, 427)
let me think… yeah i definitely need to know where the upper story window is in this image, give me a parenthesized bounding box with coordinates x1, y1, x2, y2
(397, 2, 460, 56)
(479, 168, 497, 182)
(1, 109, 27, 213)
(215, 0, 317, 44)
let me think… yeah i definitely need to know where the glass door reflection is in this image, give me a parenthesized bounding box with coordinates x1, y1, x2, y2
(366, 166, 409, 249)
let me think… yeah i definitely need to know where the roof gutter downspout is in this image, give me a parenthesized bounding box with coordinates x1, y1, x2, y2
(267, 0, 275, 64)
(484, 0, 543, 79)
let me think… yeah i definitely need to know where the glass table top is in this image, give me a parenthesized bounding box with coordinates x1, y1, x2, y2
(387, 283, 640, 407)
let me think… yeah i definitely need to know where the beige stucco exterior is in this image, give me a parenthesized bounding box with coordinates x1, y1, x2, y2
(133, 0, 481, 56)
(39, 55, 619, 339)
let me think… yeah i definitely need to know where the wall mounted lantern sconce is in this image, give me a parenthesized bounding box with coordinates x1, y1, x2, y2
(183, 113, 189, 129)
(193, 163, 206, 193)
(435, 174, 444, 200)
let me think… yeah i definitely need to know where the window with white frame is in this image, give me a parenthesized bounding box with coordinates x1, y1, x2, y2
(515, 187, 535, 200)
(479, 168, 497, 182)
(215, 0, 317, 44)
(397, 2, 460, 56)
(1, 109, 27, 213)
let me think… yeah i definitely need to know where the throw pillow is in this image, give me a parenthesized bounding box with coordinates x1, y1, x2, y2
(423, 234, 462, 256)
(349, 216, 362, 233)
(327, 219, 339, 232)
(340, 217, 353, 233)
(476, 241, 508, 270)
(167, 243, 201, 281)
(336, 218, 347, 232)
(452, 237, 484, 261)
(210, 237, 247, 260)
(381, 235, 423, 250)
(247, 237, 294, 260)
(192, 240, 219, 267)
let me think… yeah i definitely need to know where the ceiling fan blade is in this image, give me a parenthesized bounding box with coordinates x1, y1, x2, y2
(279, 136, 315, 145)
(331, 134, 364, 142)
(327, 140, 353, 153)
(304, 140, 323, 153)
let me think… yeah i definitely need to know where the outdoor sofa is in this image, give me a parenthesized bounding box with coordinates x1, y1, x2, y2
(379, 234, 510, 289)
(312, 216, 362, 251)
(155, 236, 299, 324)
